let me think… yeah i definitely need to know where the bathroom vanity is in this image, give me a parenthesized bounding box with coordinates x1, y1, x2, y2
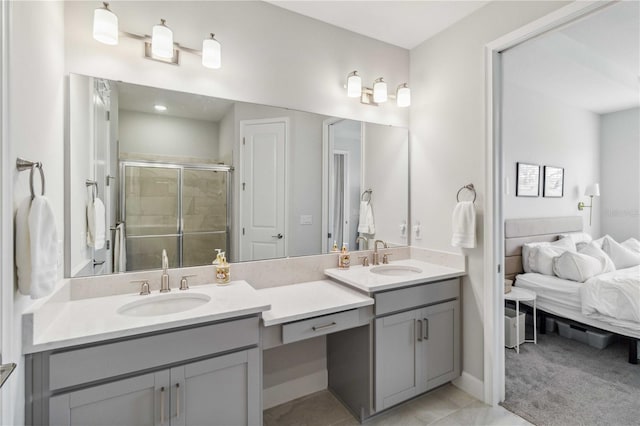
(23, 252, 465, 426)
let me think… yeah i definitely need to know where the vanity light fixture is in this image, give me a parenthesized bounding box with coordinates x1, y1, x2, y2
(577, 183, 600, 226)
(154, 104, 168, 112)
(91, 2, 221, 70)
(345, 71, 410, 107)
(92, 2, 118, 45)
(202, 34, 222, 69)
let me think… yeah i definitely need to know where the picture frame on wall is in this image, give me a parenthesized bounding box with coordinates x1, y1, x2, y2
(516, 162, 540, 197)
(543, 166, 564, 198)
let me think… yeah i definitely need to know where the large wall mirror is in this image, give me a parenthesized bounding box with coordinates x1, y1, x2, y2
(66, 74, 409, 277)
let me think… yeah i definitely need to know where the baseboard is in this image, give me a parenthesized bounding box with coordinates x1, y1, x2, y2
(452, 371, 484, 402)
(263, 370, 328, 410)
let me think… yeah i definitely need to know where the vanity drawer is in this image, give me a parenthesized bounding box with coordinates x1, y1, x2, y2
(282, 309, 359, 344)
(49, 316, 259, 391)
(375, 278, 460, 316)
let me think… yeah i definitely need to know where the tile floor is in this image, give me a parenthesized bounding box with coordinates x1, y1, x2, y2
(264, 384, 531, 426)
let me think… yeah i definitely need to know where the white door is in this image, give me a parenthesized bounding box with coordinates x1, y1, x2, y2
(328, 151, 350, 249)
(240, 120, 286, 261)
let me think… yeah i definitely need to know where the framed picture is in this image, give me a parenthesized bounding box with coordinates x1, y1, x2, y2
(543, 166, 564, 198)
(516, 162, 540, 197)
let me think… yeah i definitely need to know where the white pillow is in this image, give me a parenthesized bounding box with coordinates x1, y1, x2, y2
(602, 236, 640, 269)
(531, 245, 570, 276)
(592, 235, 608, 249)
(622, 237, 640, 253)
(578, 242, 616, 274)
(522, 237, 575, 273)
(560, 232, 593, 246)
(553, 251, 603, 282)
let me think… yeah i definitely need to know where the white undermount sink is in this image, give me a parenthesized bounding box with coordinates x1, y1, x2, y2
(370, 265, 423, 276)
(117, 292, 211, 317)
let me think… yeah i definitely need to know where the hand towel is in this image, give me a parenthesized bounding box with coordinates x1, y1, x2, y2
(87, 197, 106, 249)
(114, 222, 127, 273)
(15, 197, 32, 295)
(451, 201, 476, 248)
(357, 201, 375, 234)
(28, 196, 59, 299)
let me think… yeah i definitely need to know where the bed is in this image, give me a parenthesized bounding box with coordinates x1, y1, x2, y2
(504, 216, 639, 364)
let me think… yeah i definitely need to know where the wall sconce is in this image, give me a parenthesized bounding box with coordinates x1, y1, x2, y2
(577, 183, 600, 226)
(346, 71, 410, 107)
(92, 2, 221, 69)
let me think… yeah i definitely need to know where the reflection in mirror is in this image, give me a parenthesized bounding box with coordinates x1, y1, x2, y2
(66, 74, 408, 277)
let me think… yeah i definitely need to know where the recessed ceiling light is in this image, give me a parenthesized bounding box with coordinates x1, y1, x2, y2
(154, 104, 167, 112)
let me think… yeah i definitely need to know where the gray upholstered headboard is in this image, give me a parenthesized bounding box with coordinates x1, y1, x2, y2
(504, 216, 583, 280)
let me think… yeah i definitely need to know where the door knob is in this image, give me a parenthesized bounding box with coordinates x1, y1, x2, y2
(272, 233, 283, 239)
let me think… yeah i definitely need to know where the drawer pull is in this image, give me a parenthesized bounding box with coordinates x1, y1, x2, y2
(312, 322, 337, 331)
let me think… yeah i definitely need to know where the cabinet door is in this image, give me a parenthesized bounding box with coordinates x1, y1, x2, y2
(374, 309, 422, 411)
(420, 300, 460, 392)
(49, 371, 169, 426)
(170, 348, 260, 426)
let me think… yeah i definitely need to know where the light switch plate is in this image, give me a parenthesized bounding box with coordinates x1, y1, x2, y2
(300, 215, 313, 225)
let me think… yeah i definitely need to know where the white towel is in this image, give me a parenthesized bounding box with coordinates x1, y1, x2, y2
(357, 201, 375, 234)
(87, 197, 106, 249)
(15, 197, 32, 296)
(114, 223, 127, 273)
(451, 201, 476, 248)
(17, 196, 59, 299)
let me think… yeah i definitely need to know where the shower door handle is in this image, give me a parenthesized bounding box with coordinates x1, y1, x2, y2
(272, 233, 283, 239)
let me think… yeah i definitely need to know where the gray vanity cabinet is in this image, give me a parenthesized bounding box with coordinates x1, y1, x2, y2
(374, 300, 459, 411)
(27, 317, 262, 426)
(48, 348, 259, 426)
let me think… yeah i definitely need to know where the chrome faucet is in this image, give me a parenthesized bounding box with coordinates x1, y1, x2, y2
(160, 249, 171, 293)
(372, 240, 387, 265)
(355, 236, 368, 250)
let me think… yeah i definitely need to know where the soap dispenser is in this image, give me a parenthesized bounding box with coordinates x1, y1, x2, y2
(338, 242, 350, 269)
(216, 252, 231, 285)
(331, 240, 339, 252)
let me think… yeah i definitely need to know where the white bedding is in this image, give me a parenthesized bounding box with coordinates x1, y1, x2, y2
(515, 273, 582, 310)
(581, 265, 640, 324)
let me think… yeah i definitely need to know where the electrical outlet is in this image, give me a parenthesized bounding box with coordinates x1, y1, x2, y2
(413, 221, 422, 240)
(300, 215, 313, 225)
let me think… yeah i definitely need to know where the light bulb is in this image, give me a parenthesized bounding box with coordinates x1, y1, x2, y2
(202, 34, 221, 69)
(347, 71, 362, 98)
(373, 78, 387, 103)
(152, 19, 174, 59)
(396, 83, 411, 107)
(93, 2, 118, 45)
(154, 104, 168, 112)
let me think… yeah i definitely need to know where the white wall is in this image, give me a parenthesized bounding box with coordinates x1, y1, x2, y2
(409, 1, 568, 387)
(119, 110, 220, 160)
(64, 1, 409, 127)
(600, 107, 640, 241)
(363, 123, 409, 247)
(503, 83, 600, 236)
(3, 2, 65, 425)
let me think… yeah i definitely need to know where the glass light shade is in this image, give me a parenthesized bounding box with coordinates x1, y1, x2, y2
(347, 71, 362, 98)
(396, 83, 411, 107)
(373, 78, 388, 103)
(202, 35, 221, 69)
(93, 5, 118, 45)
(152, 20, 174, 59)
(585, 183, 600, 197)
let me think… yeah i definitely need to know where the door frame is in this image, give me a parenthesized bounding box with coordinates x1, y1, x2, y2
(483, 0, 614, 406)
(321, 117, 343, 252)
(238, 118, 289, 261)
(327, 149, 351, 250)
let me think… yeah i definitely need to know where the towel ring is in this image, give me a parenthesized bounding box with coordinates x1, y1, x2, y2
(30, 164, 45, 200)
(361, 189, 372, 203)
(456, 183, 476, 203)
(86, 180, 98, 201)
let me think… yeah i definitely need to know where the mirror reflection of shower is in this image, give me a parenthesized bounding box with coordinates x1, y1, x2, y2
(327, 119, 362, 252)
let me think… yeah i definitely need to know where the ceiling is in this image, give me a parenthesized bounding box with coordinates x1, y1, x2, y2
(265, 1, 488, 49)
(503, 1, 640, 115)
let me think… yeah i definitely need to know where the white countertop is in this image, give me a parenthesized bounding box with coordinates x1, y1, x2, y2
(23, 281, 270, 354)
(325, 259, 466, 293)
(258, 280, 374, 326)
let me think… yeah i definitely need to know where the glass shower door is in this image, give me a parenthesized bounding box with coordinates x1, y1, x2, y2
(123, 164, 181, 271)
(182, 168, 229, 267)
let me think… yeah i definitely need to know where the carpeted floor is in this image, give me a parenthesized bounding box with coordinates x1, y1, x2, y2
(502, 325, 640, 426)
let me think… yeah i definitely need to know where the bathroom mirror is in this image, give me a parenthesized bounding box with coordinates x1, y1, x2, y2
(66, 74, 409, 277)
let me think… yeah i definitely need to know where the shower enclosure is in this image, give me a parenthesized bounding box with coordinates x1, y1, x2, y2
(120, 161, 231, 272)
